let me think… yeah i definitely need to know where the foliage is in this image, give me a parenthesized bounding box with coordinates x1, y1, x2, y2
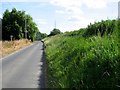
(0, 18, 2, 40)
(2, 8, 39, 41)
(83, 20, 116, 37)
(48, 28, 61, 36)
(45, 19, 120, 88)
(36, 31, 47, 40)
(64, 28, 86, 37)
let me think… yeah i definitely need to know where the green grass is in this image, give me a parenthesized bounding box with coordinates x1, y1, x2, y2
(44, 20, 120, 88)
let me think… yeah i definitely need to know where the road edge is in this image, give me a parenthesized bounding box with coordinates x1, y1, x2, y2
(0, 43, 34, 61)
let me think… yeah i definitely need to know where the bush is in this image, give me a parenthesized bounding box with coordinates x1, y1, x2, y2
(48, 28, 61, 36)
(83, 20, 116, 37)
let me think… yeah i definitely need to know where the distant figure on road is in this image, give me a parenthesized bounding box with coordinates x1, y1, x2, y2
(41, 40, 44, 43)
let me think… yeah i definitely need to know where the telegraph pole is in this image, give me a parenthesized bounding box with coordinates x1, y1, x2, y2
(25, 17, 27, 39)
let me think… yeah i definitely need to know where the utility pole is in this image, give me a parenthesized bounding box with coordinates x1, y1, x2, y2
(25, 17, 27, 39)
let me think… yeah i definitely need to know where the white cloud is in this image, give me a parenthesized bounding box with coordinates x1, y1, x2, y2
(83, 0, 107, 9)
(50, 0, 83, 14)
(83, 0, 119, 9)
(1, 0, 49, 2)
(35, 19, 47, 25)
(50, 0, 119, 9)
(106, 0, 119, 3)
(55, 10, 65, 14)
(1, 0, 28, 2)
(50, 0, 84, 22)
(50, 0, 82, 8)
(49, 0, 119, 33)
(2, 0, 118, 33)
(50, 0, 119, 16)
(50, 0, 108, 22)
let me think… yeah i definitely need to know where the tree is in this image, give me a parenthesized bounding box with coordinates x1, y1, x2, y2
(83, 20, 116, 37)
(25, 14, 39, 41)
(0, 18, 2, 40)
(36, 32, 47, 40)
(49, 28, 61, 36)
(2, 8, 39, 41)
(2, 9, 11, 40)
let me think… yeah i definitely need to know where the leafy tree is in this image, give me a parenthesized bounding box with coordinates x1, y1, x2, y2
(48, 28, 61, 36)
(36, 32, 47, 40)
(0, 18, 2, 40)
(25, 14, 38, 41)
(83, 20, 116, 37)
(2, 9, 11, 40)
(2, 8, 39, 41)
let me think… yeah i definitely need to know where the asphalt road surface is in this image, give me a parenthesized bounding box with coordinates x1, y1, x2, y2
(1, 41, 46, 88)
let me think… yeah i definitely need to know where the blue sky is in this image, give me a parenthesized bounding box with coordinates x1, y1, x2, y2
(0, 0, 119, 34)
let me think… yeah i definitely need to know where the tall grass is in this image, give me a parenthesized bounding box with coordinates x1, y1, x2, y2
(45, 20, 120, 88)
(2, 39, 31, 57)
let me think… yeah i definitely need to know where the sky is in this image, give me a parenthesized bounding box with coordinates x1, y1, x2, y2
(0, 0, 119, 34)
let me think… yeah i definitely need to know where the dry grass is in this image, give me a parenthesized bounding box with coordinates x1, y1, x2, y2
(1, 39, 31, 57)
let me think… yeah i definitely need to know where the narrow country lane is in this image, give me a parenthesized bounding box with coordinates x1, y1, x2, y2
(1, 41, 46, 88)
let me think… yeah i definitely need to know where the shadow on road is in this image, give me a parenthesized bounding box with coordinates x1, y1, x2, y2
(38, 42, 47, 88)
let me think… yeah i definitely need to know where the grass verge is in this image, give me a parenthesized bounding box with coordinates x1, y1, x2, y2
(44, 24, 120, 88)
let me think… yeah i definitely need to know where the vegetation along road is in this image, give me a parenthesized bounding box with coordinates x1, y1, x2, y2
(1, 41, 46, 88)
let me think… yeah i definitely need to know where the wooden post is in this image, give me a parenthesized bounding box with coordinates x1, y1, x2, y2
(10, 35, 13, 41)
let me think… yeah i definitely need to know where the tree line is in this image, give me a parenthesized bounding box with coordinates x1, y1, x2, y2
(83, 20, 116, 37)
(0, 18, 2, 40)
(2, 8, 63, 41)
(65, 19, 119, 38)
(2, 8, 40, 41)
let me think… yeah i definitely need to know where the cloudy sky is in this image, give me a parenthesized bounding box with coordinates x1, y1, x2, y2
(0, 0, 119, 34)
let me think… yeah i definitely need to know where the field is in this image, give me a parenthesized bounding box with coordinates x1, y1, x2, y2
(1, 39, 31, 57)
(44, 20, 120, 88)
